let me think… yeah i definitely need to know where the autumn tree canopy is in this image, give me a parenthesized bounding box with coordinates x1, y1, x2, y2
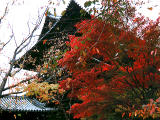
(57, 1, 160, 119)
(59, 17, 160, 120)
(25, 0, 160, 119)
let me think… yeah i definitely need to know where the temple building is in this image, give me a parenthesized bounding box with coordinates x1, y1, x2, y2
(15, 0, 91, 71)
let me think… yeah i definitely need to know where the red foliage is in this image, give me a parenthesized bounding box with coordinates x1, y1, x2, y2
(58, 16, 160, 119)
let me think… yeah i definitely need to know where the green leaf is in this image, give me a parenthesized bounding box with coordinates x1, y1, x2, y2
(80, 9, 85, 14)
(75, 46, 79, 49)
(89, 9, 93, 14)
(87, 37, 91, 41)
(81, 41, 85, 44)
(17, 114, 21, 117)
(93, 0, 99, 4)
(63, 49, 68, 54)
(84, 1, 92, 8)
(80, 9, 86, 16)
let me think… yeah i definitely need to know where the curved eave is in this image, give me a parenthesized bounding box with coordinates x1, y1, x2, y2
(0, 96, 56, 112)
(0, 108, 56, 112)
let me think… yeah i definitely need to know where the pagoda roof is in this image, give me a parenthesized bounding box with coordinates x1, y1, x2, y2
(14, 0, 91, 71)
(0, 96, 55, 112)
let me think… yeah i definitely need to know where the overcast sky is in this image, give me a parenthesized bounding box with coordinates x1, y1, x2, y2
(0, 0, 159, 94)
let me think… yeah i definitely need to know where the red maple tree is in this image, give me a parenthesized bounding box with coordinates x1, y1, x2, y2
(58, 5, 160, 120)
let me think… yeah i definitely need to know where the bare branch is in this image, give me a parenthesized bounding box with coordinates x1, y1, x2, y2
(1, 34, 14, 50)
(0, 7, 48, 96)
(0, 3, 8, 24)
(3, 76, 35, 91)
(1, 91, 23, 98)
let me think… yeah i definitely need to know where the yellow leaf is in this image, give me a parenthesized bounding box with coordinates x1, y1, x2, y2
(96, 48, 100, 53)
(82, 51, 87, 57)
(54, 8, 56, 17)
(82, 61, 86, 67)
(14, 114, 16, 119)
(113, 0, 117, 3)
(61, 10, 66, 16)
(58, 70, 62, 76)
(148, 7, 153, 10)
(19, 64, 24, 68)
(15, 87, 21, 91)
(135, 110, 137, 116)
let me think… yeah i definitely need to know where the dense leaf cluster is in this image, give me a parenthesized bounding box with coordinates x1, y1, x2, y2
(59, 14, 160, 120)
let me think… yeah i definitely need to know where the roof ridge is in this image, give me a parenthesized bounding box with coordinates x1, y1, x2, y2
(3, 95, 27, 99)
(59, 0, 82, 19)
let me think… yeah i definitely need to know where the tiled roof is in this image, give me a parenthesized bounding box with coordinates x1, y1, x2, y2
(0, 96, 55, 112)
